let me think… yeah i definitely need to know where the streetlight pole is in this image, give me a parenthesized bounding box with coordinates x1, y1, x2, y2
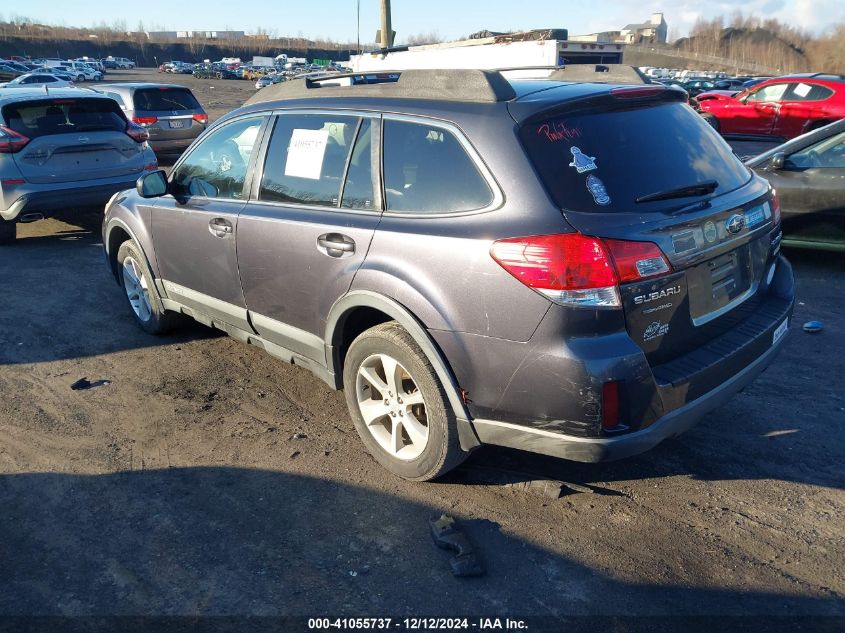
(357, 0, 361, 54)
(380, 0, 392, 49)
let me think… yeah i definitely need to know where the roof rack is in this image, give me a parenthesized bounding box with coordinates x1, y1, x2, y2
(245, 69, 517, 105)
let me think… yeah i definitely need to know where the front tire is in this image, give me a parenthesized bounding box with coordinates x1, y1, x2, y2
(343, 322, 469, 481)
(116, 240, 180, 335)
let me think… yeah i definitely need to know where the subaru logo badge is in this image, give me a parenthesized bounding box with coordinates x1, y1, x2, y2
(77, 136, 89, 144)
(726, 214, 745, 234)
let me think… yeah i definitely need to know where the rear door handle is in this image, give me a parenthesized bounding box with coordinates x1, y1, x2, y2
(209, 217, 233, 238)
(317, 233, 355, 258)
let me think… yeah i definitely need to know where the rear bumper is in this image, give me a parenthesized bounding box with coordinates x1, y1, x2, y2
(1, 180, 139, 221)
(471, 330, 789, 462)
(149, 138, 196, 153)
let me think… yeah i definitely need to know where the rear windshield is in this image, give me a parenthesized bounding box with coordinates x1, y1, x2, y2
(519, 102, 751, 213)
(2, 98, 127, 139)
(132, 87, 201, 112)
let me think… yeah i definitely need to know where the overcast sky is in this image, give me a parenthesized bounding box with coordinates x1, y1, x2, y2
(5, 0, 844, 42)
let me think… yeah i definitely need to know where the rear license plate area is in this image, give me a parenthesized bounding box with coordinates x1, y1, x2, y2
(687, 245, 754, 325)
(169, 120, 186, 129)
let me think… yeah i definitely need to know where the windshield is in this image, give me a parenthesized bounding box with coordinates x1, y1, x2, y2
(519, 102, 751, 213)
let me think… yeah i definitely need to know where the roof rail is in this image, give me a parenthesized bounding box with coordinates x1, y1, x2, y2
(245, 68, 517, 105)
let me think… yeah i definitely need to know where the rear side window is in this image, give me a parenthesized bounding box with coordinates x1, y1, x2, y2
(259, 114, 364, 208)
(786, 82, 834, 102)
(382, 120, 493, 214)
(1, 98, 127, 139)
(519, 102, 750, 213)
(132, 88, 200, 111)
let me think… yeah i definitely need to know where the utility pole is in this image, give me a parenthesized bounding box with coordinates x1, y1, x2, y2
(380, 0, 393, 49)
(357, 0, 361, 55)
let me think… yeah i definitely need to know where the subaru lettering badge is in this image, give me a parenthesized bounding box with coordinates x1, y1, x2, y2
(726, 214, 745, 234)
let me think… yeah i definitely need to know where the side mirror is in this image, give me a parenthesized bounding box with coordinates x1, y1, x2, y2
(136, 169, 168, 198)
(770, 152, 785, 170)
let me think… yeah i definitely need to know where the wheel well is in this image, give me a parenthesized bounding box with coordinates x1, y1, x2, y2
(107, 226, 131, 279)
(334, 307, 393, 373)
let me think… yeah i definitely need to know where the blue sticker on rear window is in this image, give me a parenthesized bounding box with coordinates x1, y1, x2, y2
(745, 206, 765, 229)
(569, 147, 597, 173)
(586, 175, 610, 206)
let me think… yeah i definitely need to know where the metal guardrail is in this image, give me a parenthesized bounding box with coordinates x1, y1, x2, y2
(626, 45, 781, 75)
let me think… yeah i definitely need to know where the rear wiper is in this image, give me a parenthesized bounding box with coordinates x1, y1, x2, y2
(635, 180, 718, 204)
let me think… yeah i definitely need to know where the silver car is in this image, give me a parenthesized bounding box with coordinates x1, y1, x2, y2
(97, 83, 208, 155)
(0, 88, 158, 244)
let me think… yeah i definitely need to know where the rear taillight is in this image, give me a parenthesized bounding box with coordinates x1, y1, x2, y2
(132, 116, 158, 126)
(490, 233, 620, 307)
(610, 86, 666, 99)
(0, 125, 30, 153)
(126, 122, 149, 143)
(603, 239, 672, 283)
(192, 113, 208, 123)
(770, 191, 781, 225)
(490, 233, 673, 308)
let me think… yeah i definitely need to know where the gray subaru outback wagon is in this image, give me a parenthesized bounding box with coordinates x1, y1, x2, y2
(102, 69, 794, 480)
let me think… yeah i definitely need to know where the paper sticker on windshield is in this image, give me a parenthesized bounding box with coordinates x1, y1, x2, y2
(285, 129, 328, 180)
(569, 147, 597, 173)
(586, 175, 611, 206)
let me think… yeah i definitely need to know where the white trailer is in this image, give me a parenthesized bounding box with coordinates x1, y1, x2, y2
(350, 33, 625, 72)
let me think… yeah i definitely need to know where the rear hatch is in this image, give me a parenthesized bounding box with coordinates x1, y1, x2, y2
(515, 87, 779, 366)
(131, 87, 206, 140)
(3, 96, 148, 184)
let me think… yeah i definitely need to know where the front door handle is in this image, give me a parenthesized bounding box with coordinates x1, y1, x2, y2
(209, 217, 233, 238)
(317, 233, 355, 258)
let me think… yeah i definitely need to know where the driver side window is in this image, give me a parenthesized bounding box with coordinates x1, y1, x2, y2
(173, 116, 265, 200)
(746, 83, 789, 103)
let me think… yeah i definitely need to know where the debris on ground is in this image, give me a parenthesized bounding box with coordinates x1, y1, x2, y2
(803, 320, 824, 333)
(429, 514, 485, 577)
(457, 465, 594, 499)
(70, 378, 111, 391)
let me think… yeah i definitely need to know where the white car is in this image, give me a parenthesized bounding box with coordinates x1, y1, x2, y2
(0, 73, 74, 89)
(60, 64, 102, 82)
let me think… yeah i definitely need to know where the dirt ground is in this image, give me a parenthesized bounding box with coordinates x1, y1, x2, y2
(0, 69, 843, 625)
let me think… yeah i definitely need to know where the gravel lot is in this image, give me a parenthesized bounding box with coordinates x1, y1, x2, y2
(0, 69, 842, 623)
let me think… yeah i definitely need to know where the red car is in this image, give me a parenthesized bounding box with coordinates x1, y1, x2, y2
(697, 73, 845, 140)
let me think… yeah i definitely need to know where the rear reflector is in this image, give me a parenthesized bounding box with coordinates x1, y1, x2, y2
(132, 116, 158, 125)
(192, 113, 209, 123)
(0, 125, 30, 153)
(1, 178, 26, 185)
(603, 239, 672, 283)
(602, 381, 621, 430)
(142, 162, 158, 171)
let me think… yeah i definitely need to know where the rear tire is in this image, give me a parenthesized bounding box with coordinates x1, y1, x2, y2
(0, 221, 15, 245)
(116, 240, 181, 335)
(343, 321, 469, 481)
